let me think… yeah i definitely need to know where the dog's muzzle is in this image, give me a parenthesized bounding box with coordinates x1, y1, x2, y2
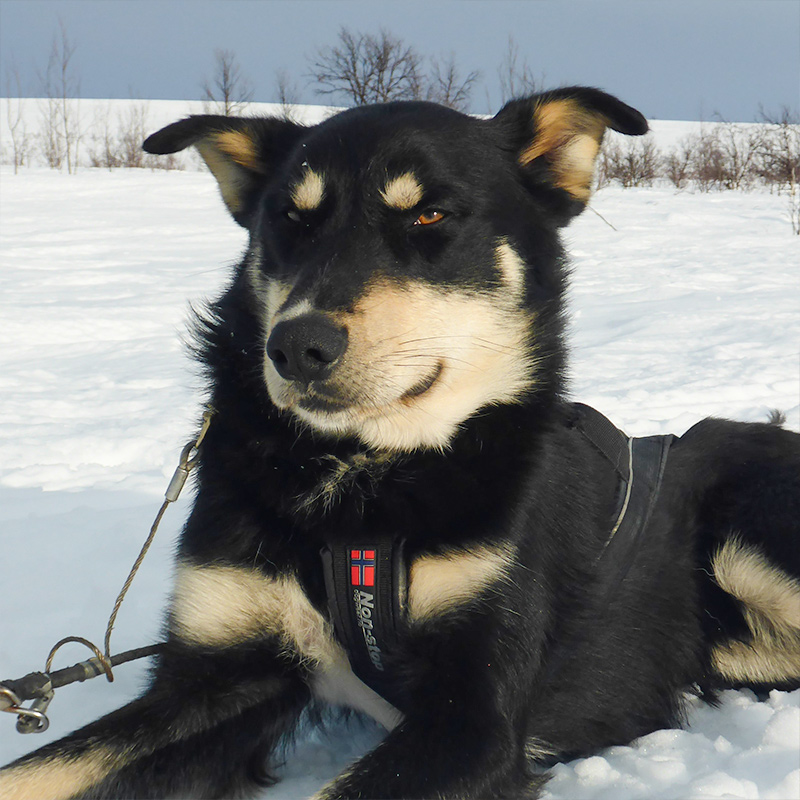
(266, 313, 348, 385)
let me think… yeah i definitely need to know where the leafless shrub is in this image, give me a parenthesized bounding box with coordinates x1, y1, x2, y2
(663, 135, 697, 189)
(275, 68, 302, 120)
(597, 135, 661, 188)
(202, 48, 254, 116)
(117, 102, 152, 168)
(713, 120, 763, 190)
(86, 101, 119, 169)
(87, 101, 183, 171)
(756, 107, 800, 191)
(39, 20, 82, 173)
(4, 64, 32, 173)
(688, 126, 727, 192)
(680, 123, 762, 191)
(756, 108, 800, 233)
(498, 36, 539, 103)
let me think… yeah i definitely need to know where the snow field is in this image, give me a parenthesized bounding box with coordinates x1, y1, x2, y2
(0, 158, 798, 797)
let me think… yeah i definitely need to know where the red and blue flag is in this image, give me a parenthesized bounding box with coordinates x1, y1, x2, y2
(350, 549, 376, 586)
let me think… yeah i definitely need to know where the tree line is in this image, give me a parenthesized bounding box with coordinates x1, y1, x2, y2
(3, 24, 798, 231)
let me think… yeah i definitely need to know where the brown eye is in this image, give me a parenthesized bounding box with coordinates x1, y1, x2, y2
(414, 209, 445, 226)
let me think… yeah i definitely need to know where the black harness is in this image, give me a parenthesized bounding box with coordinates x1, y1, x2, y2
(320, 404, 674, 701)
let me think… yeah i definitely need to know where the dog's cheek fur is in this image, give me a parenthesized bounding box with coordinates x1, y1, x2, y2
(266, 256, 536, 451)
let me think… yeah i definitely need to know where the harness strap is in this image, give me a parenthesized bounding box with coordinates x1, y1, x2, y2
(595, 433, 674, 603)
(570, 402, 631, 484)
(320, 404, 674, 704)
(320, 536, 407, 705)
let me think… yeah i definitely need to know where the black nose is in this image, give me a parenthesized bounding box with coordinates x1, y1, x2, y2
(266, 314, 348, 383)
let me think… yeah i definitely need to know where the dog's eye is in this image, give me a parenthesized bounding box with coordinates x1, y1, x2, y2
(414, 209, 445, 226)
(286, 208, 302, 223)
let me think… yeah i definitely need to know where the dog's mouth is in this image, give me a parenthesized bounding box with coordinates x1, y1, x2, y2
(400, 361, 444, 402)
(297, 390, 352, 413)
(286, 361, 444, 418)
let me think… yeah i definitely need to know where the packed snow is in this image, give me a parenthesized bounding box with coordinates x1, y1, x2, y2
(0, 104, 798, 798)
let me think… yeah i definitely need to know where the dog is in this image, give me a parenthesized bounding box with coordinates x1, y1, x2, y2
(2, 87, 799, 800)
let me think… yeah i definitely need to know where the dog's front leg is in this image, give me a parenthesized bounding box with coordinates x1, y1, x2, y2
(316, 702, 541, 800)
(0, 636, 311, 800)
(316, 618, 543, 800)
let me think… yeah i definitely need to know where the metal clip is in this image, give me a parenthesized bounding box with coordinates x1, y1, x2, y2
(1, 684, 53, 734)
(164, 408, 214, 503)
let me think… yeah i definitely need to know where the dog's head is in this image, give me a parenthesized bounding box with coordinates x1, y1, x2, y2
(145, 88, 646, 452)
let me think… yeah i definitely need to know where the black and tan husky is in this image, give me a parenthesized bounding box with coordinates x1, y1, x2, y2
(3, 87, 799, 799)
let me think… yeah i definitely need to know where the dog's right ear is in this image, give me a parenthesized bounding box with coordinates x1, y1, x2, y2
(143, 115, 304, 227)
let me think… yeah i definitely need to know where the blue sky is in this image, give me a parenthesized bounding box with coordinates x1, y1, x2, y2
(1, 0, 798, 121)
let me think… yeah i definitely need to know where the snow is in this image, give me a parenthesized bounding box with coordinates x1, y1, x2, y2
(1, 122, 799, 797)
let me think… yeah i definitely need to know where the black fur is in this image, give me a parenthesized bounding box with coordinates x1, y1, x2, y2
(2, 88, 798, 800)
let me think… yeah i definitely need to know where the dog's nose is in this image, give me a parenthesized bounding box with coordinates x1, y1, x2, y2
(266, 314, 348, 383)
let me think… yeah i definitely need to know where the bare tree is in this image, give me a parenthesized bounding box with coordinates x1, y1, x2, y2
(40, 19, 82, 173)
(275, 68, 302, 120)
(426, 54, 480, 111)
(498, 36, 539, 103)
(202, 48, 254, 116)
(4, 64, 31, 173)
(309, 28, 424, 105)
(308, 28, 480, 110)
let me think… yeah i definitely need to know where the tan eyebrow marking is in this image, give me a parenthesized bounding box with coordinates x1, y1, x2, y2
(290, 169, 326, 210)
(381, 172, 424, 210)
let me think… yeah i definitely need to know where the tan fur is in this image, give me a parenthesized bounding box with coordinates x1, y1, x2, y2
(381, 173, 424, 210)
(712, 638, 800, 684)
(290, 169, 326, 211)
(265, 279, 535, 452)
(494, 239, 526, 297)
(172, 564, 405, 728)
(294, 451, 394, 515)
(213, 130, 262, 172)
(245, 267, 292, 334)
(524, 737, 558, 762)
(711, 537, 800, 683)
(264, 279, 293, 323)
(519, 97, 606, 203)
(408, 543, 516, 621)
(0, 749, 118, 800)
(171, 564, 339, 666)
(312, 647, 404, 731)
(195, 140, 250, 214)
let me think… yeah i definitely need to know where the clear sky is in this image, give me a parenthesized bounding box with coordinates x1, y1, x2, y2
(1, 0, 798, 121)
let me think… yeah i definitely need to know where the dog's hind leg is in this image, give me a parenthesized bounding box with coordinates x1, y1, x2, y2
(710, 536, 800, 690)
(0, 639, 311, 799)
(683, 418, 800, 690)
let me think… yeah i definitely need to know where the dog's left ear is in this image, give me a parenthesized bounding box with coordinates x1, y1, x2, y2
(143, 115, 305, 227)
(494, 87, 648, 223)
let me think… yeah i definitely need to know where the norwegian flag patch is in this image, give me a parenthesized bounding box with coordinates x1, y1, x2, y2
(350, 549, 376, 586)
